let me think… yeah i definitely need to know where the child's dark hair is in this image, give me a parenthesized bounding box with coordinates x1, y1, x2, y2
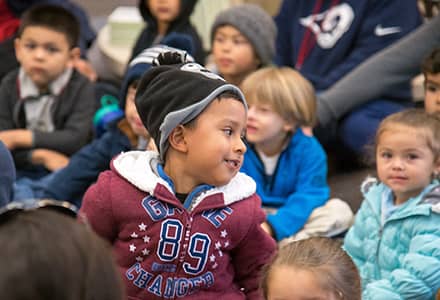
(17, 4, 80, 48)
(0, 209, 124, 300)
(261, 237, 361, 300)
(422, 47, 440, 76)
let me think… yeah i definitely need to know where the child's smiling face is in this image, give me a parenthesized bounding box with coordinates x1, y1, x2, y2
(175, 97, 247, 192)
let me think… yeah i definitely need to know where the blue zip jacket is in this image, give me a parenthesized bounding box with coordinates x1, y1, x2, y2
(344, 179, 440, 299)
(240, 129, 329, 241)
(275, 0, 421, 99)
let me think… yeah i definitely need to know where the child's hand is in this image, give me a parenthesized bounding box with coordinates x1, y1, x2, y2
(261, 221, 274, 237)
(0, 129, 32, 150)
(72, 58, 98, 82)
(301, 126, 314, 137)
(31, 149, 69, 171)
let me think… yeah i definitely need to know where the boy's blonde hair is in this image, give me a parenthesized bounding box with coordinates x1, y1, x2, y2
(241, 67, 316, 127)
(375, 108, 440, 161)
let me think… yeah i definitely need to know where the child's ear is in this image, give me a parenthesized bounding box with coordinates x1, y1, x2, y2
(168, 125, 188, 153)
(283, 121, 295, 133)
(14, 38, 22, 63)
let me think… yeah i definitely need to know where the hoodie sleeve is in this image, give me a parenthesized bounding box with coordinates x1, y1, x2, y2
(80, 170, 118, 243)
(231, 195, 276, 299)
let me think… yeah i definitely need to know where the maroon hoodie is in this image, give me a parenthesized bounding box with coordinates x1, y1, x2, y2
(80, 151, 276, 300)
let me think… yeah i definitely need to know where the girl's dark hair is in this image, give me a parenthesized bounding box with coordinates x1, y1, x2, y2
(422, 47, 440, 76)
(262, 237, 361, 300)
(17, 4, 80, 48)
(0, 209, 124, 300)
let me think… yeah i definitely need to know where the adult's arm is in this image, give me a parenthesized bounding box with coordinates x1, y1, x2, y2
(317, 15, 440, 127)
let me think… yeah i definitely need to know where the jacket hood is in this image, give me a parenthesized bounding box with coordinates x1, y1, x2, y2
(138, 0, 198, 33)
(111, 150, 256, 210)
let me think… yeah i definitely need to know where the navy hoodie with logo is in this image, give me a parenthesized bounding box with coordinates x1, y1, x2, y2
(275, 0, 421, 99)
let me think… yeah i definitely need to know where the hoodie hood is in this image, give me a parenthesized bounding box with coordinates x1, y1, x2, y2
(138, 0, 198, 33)
(112, 150, 256, 211)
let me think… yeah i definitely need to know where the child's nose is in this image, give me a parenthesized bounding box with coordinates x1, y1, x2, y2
(247, 107, 257, 119)
(391, 158, 404, 170)
(235, 135, 247, 154)
(34, 47, 46, 60)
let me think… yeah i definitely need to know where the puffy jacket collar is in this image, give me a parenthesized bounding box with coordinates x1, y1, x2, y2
(363, 179, 439, 222)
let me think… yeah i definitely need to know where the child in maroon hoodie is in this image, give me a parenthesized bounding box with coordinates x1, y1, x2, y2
(80, 55, 276, 299)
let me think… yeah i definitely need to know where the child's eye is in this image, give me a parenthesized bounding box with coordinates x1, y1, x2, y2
(24, 43, 36, 50)
(233, 38, 248, 45)
(214, 36, 225, 43)
(45, 46, 60, 54)
(406, 153, 419, 160)
(426, 83, 439, 93)
(223, 128, 233, 136)
(380, 152, 392, 159)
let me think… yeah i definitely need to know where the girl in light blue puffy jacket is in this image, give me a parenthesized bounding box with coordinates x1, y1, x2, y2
(344, 109, 440, 300)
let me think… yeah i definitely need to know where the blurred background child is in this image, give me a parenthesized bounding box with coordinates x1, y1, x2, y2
(240, 66, 331, 242)
(209, 3, 276, 87)
(344, 109, 440, 299)
(422, 47, 440, 115)
(132, 0, 204, 64)
(13, 38, 194, 207)
(262, 237, 361, 300)
(0, 4, 95, 180)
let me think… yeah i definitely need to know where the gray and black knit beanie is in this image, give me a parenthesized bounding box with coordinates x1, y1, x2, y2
(210, 3, 277, 66)
(135, 60, 247, 161)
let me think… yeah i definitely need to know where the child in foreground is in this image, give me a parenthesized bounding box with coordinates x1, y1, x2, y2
(262, 237, 361, 300)
(344, 109, 440, 299)
(80, 55, 276, 299)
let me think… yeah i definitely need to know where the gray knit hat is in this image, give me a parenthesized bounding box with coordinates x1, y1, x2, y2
(210, 4, 277, 66)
